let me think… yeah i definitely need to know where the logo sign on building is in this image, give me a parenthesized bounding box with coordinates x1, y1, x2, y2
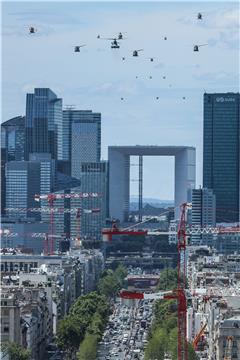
(216, 97, 235, 103)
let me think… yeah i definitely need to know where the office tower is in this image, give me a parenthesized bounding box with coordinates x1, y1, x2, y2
(1, 116, 25, 161)
(1, 148, 6, 215)
(70, 161, 108, 241)
(191, 187, 216, 245)
(25, 88, 62, 160)
(5, 155, 55, 221)
(5, 161, 41, 220)
(63, 110, 101, 177)
(61, 109, 102, 240)
(203, 93, 240, 223)
(62, 109, 101, 165)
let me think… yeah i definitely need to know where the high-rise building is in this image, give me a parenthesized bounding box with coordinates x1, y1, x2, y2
(5, 155, 55, 221)
(70, 161, 108, 240)
(5, 161, 41, 220)
(62, 110, 101, 165)
(191, 187, 216, 245)
(203, 93, 240, 223)
(63, 110, 101, 177)
(1, 116, 25, 161)
(1, 116, 25, 215)
(1, 148, 6, 215)
(25, 88, 62, 160)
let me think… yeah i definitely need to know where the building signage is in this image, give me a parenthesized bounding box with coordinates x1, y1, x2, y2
(216, 97, 235, 102)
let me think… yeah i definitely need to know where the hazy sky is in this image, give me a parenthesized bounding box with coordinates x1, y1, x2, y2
(2, 1, 239, 199)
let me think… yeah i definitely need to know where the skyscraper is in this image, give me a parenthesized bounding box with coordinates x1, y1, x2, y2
(203, 93, 240, 223)
(5, 161, 41, 220)
(62, 110, 101, 166)
(191, 187, 216, 245)
(25, 88, 62, 160)
(1, 116, 25, 161)
(5, 155, 55, 221)
(70, 161, 108, 240)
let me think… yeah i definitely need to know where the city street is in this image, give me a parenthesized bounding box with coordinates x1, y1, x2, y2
(97, 296, 153, 360)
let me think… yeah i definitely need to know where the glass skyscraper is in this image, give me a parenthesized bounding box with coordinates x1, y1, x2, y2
(203, 93, 240, 223)
(25, 88, 63, 160)
(5, 161, 41, 220)
(70, 161, 108, 241)
(62, 110, 105, 239)
(62, 110, 101, 172)
(1, 116, 25, 161)
(191, 187, 216, 245)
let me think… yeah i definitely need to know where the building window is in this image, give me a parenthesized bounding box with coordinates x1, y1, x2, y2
(3, 326, 9, 333)
(2, 309, 9, 315)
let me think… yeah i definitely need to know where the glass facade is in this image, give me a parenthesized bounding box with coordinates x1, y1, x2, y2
(62, 110, 101, 168)
(1, 116, 25, 161)
(70, 161, 108, 240)
(5, 162, 41, 220)
(203, 93, 240, 223)
(25, 88, 62, 160)
(191, 187, 216, 245)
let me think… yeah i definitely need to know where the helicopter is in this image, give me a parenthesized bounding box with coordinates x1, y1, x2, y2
(102, 38, 120, 49)
(29, 26, 37, 34)
(118, 32, 126, 40)
(194, 44, 207, 52)
(133, 49, 143, 57)
(111, 39, 120, 49)
(74, 45, 86, 52)
(197, 13, 202, 20)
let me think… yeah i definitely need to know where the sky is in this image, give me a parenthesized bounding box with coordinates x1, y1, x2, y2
(2, 1, 239, 200)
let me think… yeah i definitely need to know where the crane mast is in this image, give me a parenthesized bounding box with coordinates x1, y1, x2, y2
(177, 203, 188, 360)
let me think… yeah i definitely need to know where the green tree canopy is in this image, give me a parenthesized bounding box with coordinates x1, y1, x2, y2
(1, 342, 31, 360)
(77, 334, 98, 360)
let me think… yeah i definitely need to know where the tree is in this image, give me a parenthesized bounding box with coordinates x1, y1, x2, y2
(77, 334, 98, 360)
(56, 315, 84, 355)
(144, 328, 168, 360)
(97, 265, 127, 299)
(1, 342, 31, 360)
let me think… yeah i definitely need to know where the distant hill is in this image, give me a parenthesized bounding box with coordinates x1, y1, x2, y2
(130, 196, 174, 210)
(130, 203, 174, 216)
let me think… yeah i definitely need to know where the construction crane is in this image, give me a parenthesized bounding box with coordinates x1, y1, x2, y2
(192, 322, 207, 350)
(120, 203, 189, 360)
(35, 192, 101, 255)
(102, 221, 148, 241)
(224, 336, 233, 360)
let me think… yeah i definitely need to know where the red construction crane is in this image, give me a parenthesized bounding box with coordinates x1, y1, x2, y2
(120, 202, 189, 360)
(35, 192, 101, 255)
(102, 221, 148, 241)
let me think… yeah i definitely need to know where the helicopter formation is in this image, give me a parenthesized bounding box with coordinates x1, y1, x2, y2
(28, 12, 206, 102)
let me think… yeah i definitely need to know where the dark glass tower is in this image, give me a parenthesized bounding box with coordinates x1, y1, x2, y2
(1, 116, 25, 161)
(203, 93, 240, 223)
(25, 88, 62, 160)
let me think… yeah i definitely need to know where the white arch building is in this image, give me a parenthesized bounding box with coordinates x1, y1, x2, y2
(108, 146, 196, 221)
